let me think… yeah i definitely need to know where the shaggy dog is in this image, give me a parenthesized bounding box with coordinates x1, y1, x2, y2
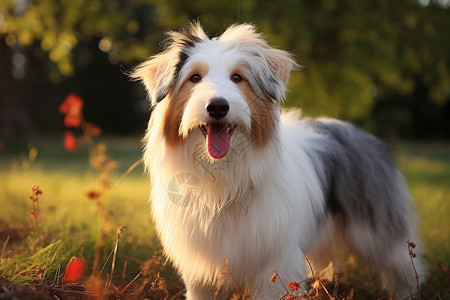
(132, 23, 424, 299)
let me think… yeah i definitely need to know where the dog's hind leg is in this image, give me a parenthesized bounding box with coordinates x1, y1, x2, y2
(344, 220, 425, 299)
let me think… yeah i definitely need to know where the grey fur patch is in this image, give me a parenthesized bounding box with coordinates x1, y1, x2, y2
(303, 118, 409, 241)
(156, 35, 204, 103)
(240, 60, 280, 102)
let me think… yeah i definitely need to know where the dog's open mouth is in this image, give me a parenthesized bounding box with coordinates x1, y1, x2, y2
(199, 123, 237, 159)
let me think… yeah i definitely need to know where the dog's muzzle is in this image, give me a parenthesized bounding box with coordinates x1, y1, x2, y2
(200, 98, 236, 159)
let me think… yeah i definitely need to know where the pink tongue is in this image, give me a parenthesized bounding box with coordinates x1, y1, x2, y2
(207, 123, 231, 159)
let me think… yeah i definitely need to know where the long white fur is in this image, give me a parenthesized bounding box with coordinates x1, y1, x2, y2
(134, 23, 424, 299)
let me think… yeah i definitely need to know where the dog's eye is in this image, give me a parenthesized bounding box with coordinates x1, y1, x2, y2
(189, 74, 202, 83)
(231, 74, 242, 83)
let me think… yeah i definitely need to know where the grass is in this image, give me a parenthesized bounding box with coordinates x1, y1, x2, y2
(397, 143, 450, 263)
(0, 137, 449, 299)
(0, 136, 182, 298)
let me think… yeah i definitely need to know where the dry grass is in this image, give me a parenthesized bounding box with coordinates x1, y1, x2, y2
(0, 139, 449, 299)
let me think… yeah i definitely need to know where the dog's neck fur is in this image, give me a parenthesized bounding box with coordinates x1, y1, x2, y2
(143, 109, 281, 232)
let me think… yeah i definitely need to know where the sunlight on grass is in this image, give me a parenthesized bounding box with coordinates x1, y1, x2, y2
(0, 153, 153, 239)
(0, 137, 164, 288)
(397, 143, 450, 273)
(0, 138, 449, 297)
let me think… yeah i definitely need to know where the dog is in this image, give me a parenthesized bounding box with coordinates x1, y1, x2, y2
(131, 23, 424, 299)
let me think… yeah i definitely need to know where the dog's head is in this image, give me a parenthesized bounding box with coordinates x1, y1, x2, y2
(132, 23, 296, 160)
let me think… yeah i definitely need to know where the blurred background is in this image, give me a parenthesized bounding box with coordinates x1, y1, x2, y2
(0, 0, 449, 141)
(0, 1, 449, 296)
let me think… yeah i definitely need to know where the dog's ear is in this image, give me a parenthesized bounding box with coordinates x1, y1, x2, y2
(220, 24, 298, 102)
(262, 47, 298, 102)
(265, 48, 296, 88)
(131, 23, 208, 105)
(130, 51, 179, 105)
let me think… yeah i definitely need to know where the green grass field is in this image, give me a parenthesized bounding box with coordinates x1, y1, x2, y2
(0, 137, 449, 299)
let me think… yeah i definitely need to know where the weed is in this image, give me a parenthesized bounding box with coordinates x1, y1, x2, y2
(29, 185, 43, 246)
(269, 261, 339, 300)
(408, 240, 421, 298)
(218, 257, 248, 299)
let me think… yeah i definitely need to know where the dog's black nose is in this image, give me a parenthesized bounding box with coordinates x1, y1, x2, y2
(206, 98, 229, 119)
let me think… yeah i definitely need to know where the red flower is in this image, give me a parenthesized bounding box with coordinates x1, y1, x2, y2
(63, 257, 87, 283)
(288, 281, 301, 291)
(64, 131, 77, 151)
(60, 93, 84, 128)
(59, 93, 83, 114)
(64, 113, 82, 128)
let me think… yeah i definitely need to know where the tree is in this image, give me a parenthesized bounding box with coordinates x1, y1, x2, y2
(0, 0, 161, 135)
(0, 0, 449, 137)
(150, 0, 450, 136)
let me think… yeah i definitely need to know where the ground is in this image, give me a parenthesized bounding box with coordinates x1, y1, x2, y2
(0, 137, 449, 299)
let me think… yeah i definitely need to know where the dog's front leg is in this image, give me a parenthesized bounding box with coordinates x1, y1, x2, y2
(184, 281, 232, 300)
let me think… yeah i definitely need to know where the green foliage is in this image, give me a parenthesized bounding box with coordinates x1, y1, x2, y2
(143, 0, 450, 120)
(0, 0, 157, 80)
(0, 240, 72, 284)
(286, 67, 374, 119)
(0, 0, 449, 127)
(242, 0, 450, 119)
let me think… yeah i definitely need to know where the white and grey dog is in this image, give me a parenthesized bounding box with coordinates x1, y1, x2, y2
(132, 23, 424, 299)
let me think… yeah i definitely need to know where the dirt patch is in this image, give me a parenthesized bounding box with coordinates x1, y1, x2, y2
(0, 221, 27, 244)
(0, 277, 90, 300)
(0, 277, 54, 300)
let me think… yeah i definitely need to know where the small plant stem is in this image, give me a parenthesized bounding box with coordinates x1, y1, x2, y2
(31, 205, 42, 243)
(170, 288, 187, 300)
(107, 240, 119, 288)
(53, 264, 61, 286)
(42, 251, 50, 284)
(407, 241, 421, 299)
(224, 258, 243, 295)
(111, 159, 142, 190)
(92, 206, 107, 275)
(271, 269, 288, 293)
(120, 270, 143, 294)
(96, 226, 126, 288)
(30, 185, 43, 244)
(98, 241, 116, 277)
(319, 280, 333, 299)
(120, 260, 128, 289)
(305, 257, 314, 277)
(333, 272, 339, 299)
(305, 257, 319, 296)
